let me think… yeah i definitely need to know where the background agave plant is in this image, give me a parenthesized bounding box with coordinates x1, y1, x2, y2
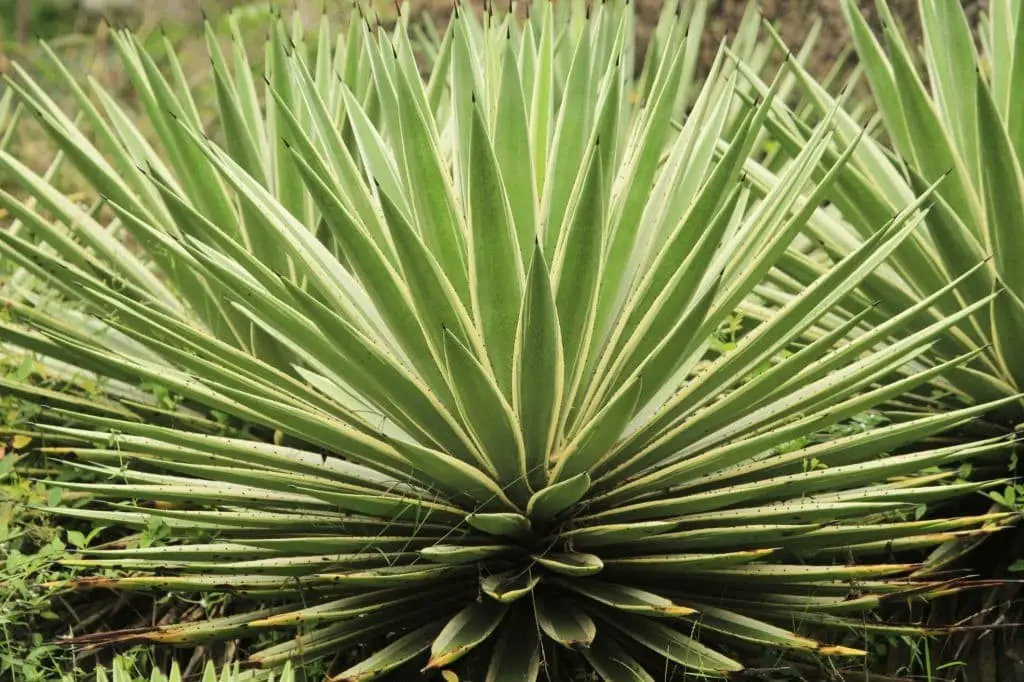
(97, 657, 295, 682)
(728, 0, 1024, 674)
(0, 0, 1017, 679)
(743, 0, 1024, 426)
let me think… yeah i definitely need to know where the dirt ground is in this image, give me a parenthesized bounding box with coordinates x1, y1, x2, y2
(411, 0, 990, 77)
(699, 1, 987, 74)
(74, 0, 992, 77)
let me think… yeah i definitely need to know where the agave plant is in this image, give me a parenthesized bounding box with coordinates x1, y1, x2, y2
(733, 0, 1024, 577)
(97, 658, 295, 682)
(740, 0, 1024, 427)
(730, 0, 1024, 670)
(0, 1, 1015, 680)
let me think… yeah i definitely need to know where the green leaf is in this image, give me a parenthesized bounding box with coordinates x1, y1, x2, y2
(600, 612, 744, 674)
(465, 513, 532, 539)
(526, 472, 590, 521)
(389, 49, 471, 305)
(514, 241, 564, 490)
(531, 552, 604, 577)
(425, 601, 509, 670)
(551, 376, 642, 483)
(554, 579, 695, 617)
(977, 72, 1024, 301)
(603, 550, 775, 575)
(551, 140, 605, 416)
(581, 634, 656, 682)
(332, 620, 446, 681)
(683, 604, 820, 650)
(419, 545, 518, 565)
(442, 328, 529, 501)
(562, 519, 679, 550)
(493, 39, 537, 264)
(486, 605, 541, 682)
(535, 598, 596, 649)
(480, 569, 541, 603)
(467, 92, 525, 395)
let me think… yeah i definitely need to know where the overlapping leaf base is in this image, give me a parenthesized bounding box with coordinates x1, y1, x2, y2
(0, 1, 1015, 679)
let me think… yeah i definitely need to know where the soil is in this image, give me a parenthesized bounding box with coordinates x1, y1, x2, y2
(412, 0, 990, 77)
(694, 0, 989, 76)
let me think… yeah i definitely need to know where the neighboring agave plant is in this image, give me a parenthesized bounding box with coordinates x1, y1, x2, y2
(0, 1, 1016, 680)
(742, 0, 1024, 426)
(97, 658, 295, 682)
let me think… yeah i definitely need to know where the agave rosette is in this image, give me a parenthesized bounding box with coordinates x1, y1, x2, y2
(0, 1, 1014, 680)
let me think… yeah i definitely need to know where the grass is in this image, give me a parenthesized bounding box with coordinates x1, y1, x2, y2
(1, 419, 88, 681)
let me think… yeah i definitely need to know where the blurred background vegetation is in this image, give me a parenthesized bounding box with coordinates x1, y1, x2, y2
(0, 0, 992, 74)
